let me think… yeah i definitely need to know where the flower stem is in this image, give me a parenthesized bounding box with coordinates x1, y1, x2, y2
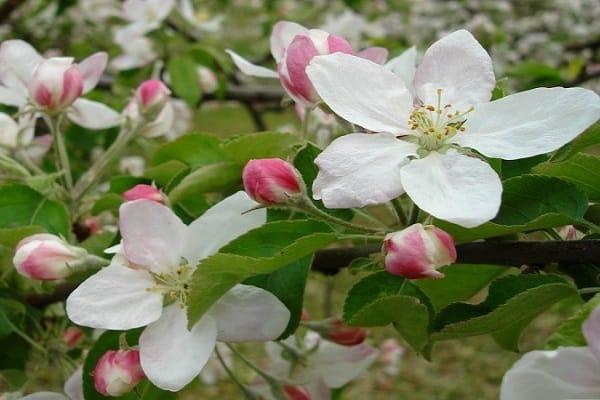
(392, 199, 407, 226)
(294, 198, 386, 234)
(47, 114, 73, 190)
(72, 124, 140, 200)
(226, 344, 283, 392)
(4, 318, 47, 355)
(216, 346, 257, 400)
(578, 287, 600, 295)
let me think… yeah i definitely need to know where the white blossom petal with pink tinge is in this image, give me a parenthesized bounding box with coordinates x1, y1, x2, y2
(306, 53, 412, 133)
(225, 50, 279, 79)
(77, 52, 107, 93)
(583, 306, 600, 363)
(455, 87, 600, 160)
(139, 305, 217, 391)
(68, 99, 121, 129)
(400, 150, 502, 228)
(313, 133, 417, 208)
(270, 21, 309, 62)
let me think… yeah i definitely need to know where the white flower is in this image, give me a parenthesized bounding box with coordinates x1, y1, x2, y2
(255, 331, 378, 400)
(500, 305, 600, 400)
(177, 0, 223, 33)
(0, 40, 121, 129)
(305, 29, 600, 228)
(66, 191, 290, 391)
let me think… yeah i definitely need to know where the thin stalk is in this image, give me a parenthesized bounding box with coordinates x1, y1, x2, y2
(226, 344, 281, 387)
(352, 208, 388, 229)
(578, 287, 600, 295)
(407, 202, 420, 226)
(544, 229, 563, 241)
(216, 346, 257, 400)
(47, 114, 72, 190)
(0, 153, 30, 177)
(296, 199, 385, 234)
(72, 124, 140, 200)
(4, 318, 47, 354)
(392, 199, 407, 226)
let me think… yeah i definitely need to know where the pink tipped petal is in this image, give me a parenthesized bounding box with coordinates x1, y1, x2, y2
(140, 305, 217, 391)
(270, 21, 309, 62)
(226, 50, 279, 79)
(326, 35, 354, 54)
(59, 67, 84, 107)
(306, 53, 412, 133)
(414, 30, 495, 108)
(456, 87, 600, 160)
(119, 199, 187, 274)
(400, 150, 502, 228)
(313, 133, 418, 208)
(182, 191, 266, 266)
(284, 35, 321, 103)
(315, 341, 378, 388)
(66, 264, 163, 330)
(94, 350, 144, 397)
(584, 306, 600, 362)
(68, 98, 121, 129)
(77, 52, 107, 93)
(123, 184, 165, 203)
(0, 39, 43, 83)
(243, 158, 303, 205)
(357, 47, 389, 64)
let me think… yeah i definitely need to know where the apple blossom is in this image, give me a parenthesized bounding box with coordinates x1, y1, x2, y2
(197, 66, 218, 94)
(135, 79, 170, 116)
(178, 0, 223, 33)
(13, 234, 87, 280)
(94, 349, 145, 397)
(378, 338, 404, 376)
(0, 112, 21, 148)
(226, 21, 388, 105)
(123, 184, 165, 204)
(500, 305, 600, 399)
(307, 317, 369, 346)
(283, 385, 311, 400)
(243, 158, 304, 205)
(66, 191, 290, 391)
(384, 224, 456, 279)
(0, 40, 121, 129)
(305, 29, 600, 227)
(122, 96, 175, 138)
(63, 327, 84, 348)
(255, 331, 378, 400)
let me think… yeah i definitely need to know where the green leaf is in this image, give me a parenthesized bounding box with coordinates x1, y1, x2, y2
(414, 264, 507, 312)
(432, 274, 577, 350)
(152, 133, 227, 168)
(0, 334, 29, 370)
(244, 255, 312, 338)
(91, 193, 122, 216)
(168, 162, 241, 204)
(187, 220, 338, 327)
(0, 226, 45, 250)
(502, 155, 548, 179)
(546, 293, 600, 349)
(552, 122, 600, 161)
(167, 56, 202, 106)
(0, 184, 70, 236)
(108, 176, 151, 194)
(221, 132, 303, 164)
(144, 160, 190, 189)
(436, 175, 589, 243)
(532, 153, 600, 202)
(343, 271, 433, 353)
(83, 330, 176, 400)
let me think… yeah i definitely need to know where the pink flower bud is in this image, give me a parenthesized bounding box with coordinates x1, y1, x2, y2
(94, 349, 144, 397)
(63, 327, 84, 348)
(135, 80, 170, 115)
(323, 317, 369, 346)
(242, 158, 304, 205)
(29, 58, 84, 111)
(283, 385, 311, 400)
(384, 224, 456, 280)
(13, 234, 83, 280)
(278, 29, 353, 105)
(123, 184, 165, 204)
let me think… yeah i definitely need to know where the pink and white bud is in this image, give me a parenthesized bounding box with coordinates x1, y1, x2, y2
(278, 28, 353, 105)
(94, 349, 145, 397)
(322, 317, 369, 346)
(243, 158, 304, 205)
(283, 385, 311, 400)
(123, 98, 175, 138)
(378, 338, 404, 376)
(123, 184, 165, 204)
(63, 327, 84, 348)
(135, 79, 170, 116)
(197, 66, 218, 94)
(384, 224, 456, 279)
(13, 234, 84, 280)
(29, 57, 84, 111)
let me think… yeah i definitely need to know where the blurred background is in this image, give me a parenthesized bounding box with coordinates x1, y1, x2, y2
(0, 0, 598, 398)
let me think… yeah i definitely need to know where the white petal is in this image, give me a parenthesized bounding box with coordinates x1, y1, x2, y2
(64, 367, 83, 400)
(21, 393, 67, 400)
(313, 133, 417, 208)
(209, 284, 290, 342)
(0, 40, 43, 84)
(0, 72, 28, 107)
(150, 0, 175, 21)
(413, 30, 495, 108)
(225, 50, 279, 79)
(385, 46, 417, 91)
(400, 150, 502, 228)
(182, 191, 266, 265)
(66, 264, 163, 330)
(119, 199, 187, 274)
(0, 112, 19, 147)
(583, 306, 600, 363)
(306, 53, 412, 133)
(68, 99, 122, 129)
(77, 52, 107, 94)
(270, 21, 309, 62)
(305, 381, 332, 400)
(500, 348, 600, 400)
(316, 341, 378, 388)
(140, 305, 217, 392)
(456, 87, 600, 160)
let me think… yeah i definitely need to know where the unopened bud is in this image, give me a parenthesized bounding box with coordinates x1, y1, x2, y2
(93, 349, 144, 397)
(135, 79, 170, 116)
(322, 317, 368, 346)
(123, 184, 165, 204)
(63, 327, 84, 348)
(29, 58, 84, 111)
(242, 158, 304, 205)
(283, 385, 311, 400)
